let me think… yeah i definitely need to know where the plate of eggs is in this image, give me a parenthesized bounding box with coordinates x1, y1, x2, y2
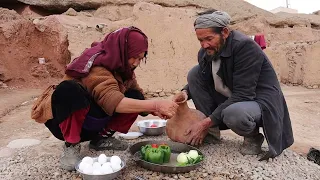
(75, 154, 125, 180)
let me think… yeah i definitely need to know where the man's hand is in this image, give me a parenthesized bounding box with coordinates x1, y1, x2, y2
(184, 117, 213, 146)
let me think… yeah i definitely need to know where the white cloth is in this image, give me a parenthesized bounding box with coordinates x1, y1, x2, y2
(211, 59, 232, 97)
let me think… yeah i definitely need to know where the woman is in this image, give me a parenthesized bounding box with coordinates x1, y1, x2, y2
(31, 26, 178, 170)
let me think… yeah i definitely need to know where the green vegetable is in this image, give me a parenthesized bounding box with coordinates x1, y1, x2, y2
(141, 145, 152, 160)
(140, 144, 172, 164)
(177, 150, 204, 166)
(159, 144, 171, 163)
(192, 155, 204, 164)
(147, 148, 164, 164)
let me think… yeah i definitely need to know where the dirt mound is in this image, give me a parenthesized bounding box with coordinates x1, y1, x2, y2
(0, 8, 70, 88)
(3, 0, 320, 91)
(266, 41, 320, 88)
(16, 0, 273, 18)
(0, 8, 23, 23)
(17, 0, 103, 12)
(0, 1, 52, 19)
(94, 5, 133, 21)
(314, 10, 320, 15)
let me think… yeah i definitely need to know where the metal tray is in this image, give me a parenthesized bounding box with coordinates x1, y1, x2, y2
(129, 140, 204, 173)
(75, 157, 126, 180)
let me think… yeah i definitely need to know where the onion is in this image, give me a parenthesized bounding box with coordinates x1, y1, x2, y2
(188, 150, 199, 159)
(177, 153, 188, 164)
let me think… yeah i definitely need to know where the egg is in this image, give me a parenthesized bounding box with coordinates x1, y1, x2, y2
(82, 156, 94, 165)
(92, 170, 102, 175)
(101, 163, 113, 174)
(110, 156, 121, 165)
(92, 162, 101, 170)
(104, 162, 112, 167)
(83, 164, 93, 175)
(111, 163, 122, 172)
(98, 154, 107, 164)
(79, 161, 90, 172)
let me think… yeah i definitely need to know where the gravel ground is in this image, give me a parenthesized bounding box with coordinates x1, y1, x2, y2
(0, 134, 319, 180)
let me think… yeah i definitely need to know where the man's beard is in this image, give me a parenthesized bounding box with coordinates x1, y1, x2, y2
(206, 35, 225, 57)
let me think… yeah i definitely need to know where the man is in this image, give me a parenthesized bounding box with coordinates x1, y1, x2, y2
(177, 10, 294, 159)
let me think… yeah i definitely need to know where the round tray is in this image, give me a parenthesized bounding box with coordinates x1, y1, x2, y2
(129, 140, 204, 173)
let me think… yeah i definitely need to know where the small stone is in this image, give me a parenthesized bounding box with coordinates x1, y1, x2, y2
(184, 173, 190, 178)
(64, 8, 77, 16)
(257, 167, 263, 171)
(156, 89, 163, 93)
(202, 173, 208, 177)
(230, 174, 235, 179)
(53, 172, 60, 178)
(159, 92, 166, 97)
(173, 175, 178, 179)
(0, 82, 8, 88)
(312, 85, 318, 89)
(7, 139, 41, 149)
(31, 16, 40, 24)
(250, 174, 259, 180)
(153, 93, 159, 97)
(224, 172, 231, 176)
(212, 177, 224, 180)
(145, 94, 153, 99)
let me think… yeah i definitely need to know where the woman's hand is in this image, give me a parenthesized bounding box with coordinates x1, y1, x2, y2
(151, 111, 166, 119)
(153, 100, 178, 119)
(115, 98, 177, 119)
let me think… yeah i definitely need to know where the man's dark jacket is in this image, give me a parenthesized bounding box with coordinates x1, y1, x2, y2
(189, 30, 294, 158)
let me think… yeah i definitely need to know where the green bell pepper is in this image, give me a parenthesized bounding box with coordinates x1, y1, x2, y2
(159, 144, 171, 163)
(140, 144, 152, 161)
(147, 148, 164, 164)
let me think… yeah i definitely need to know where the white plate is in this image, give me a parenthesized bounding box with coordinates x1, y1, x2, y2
(118, 132, 143, 140)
